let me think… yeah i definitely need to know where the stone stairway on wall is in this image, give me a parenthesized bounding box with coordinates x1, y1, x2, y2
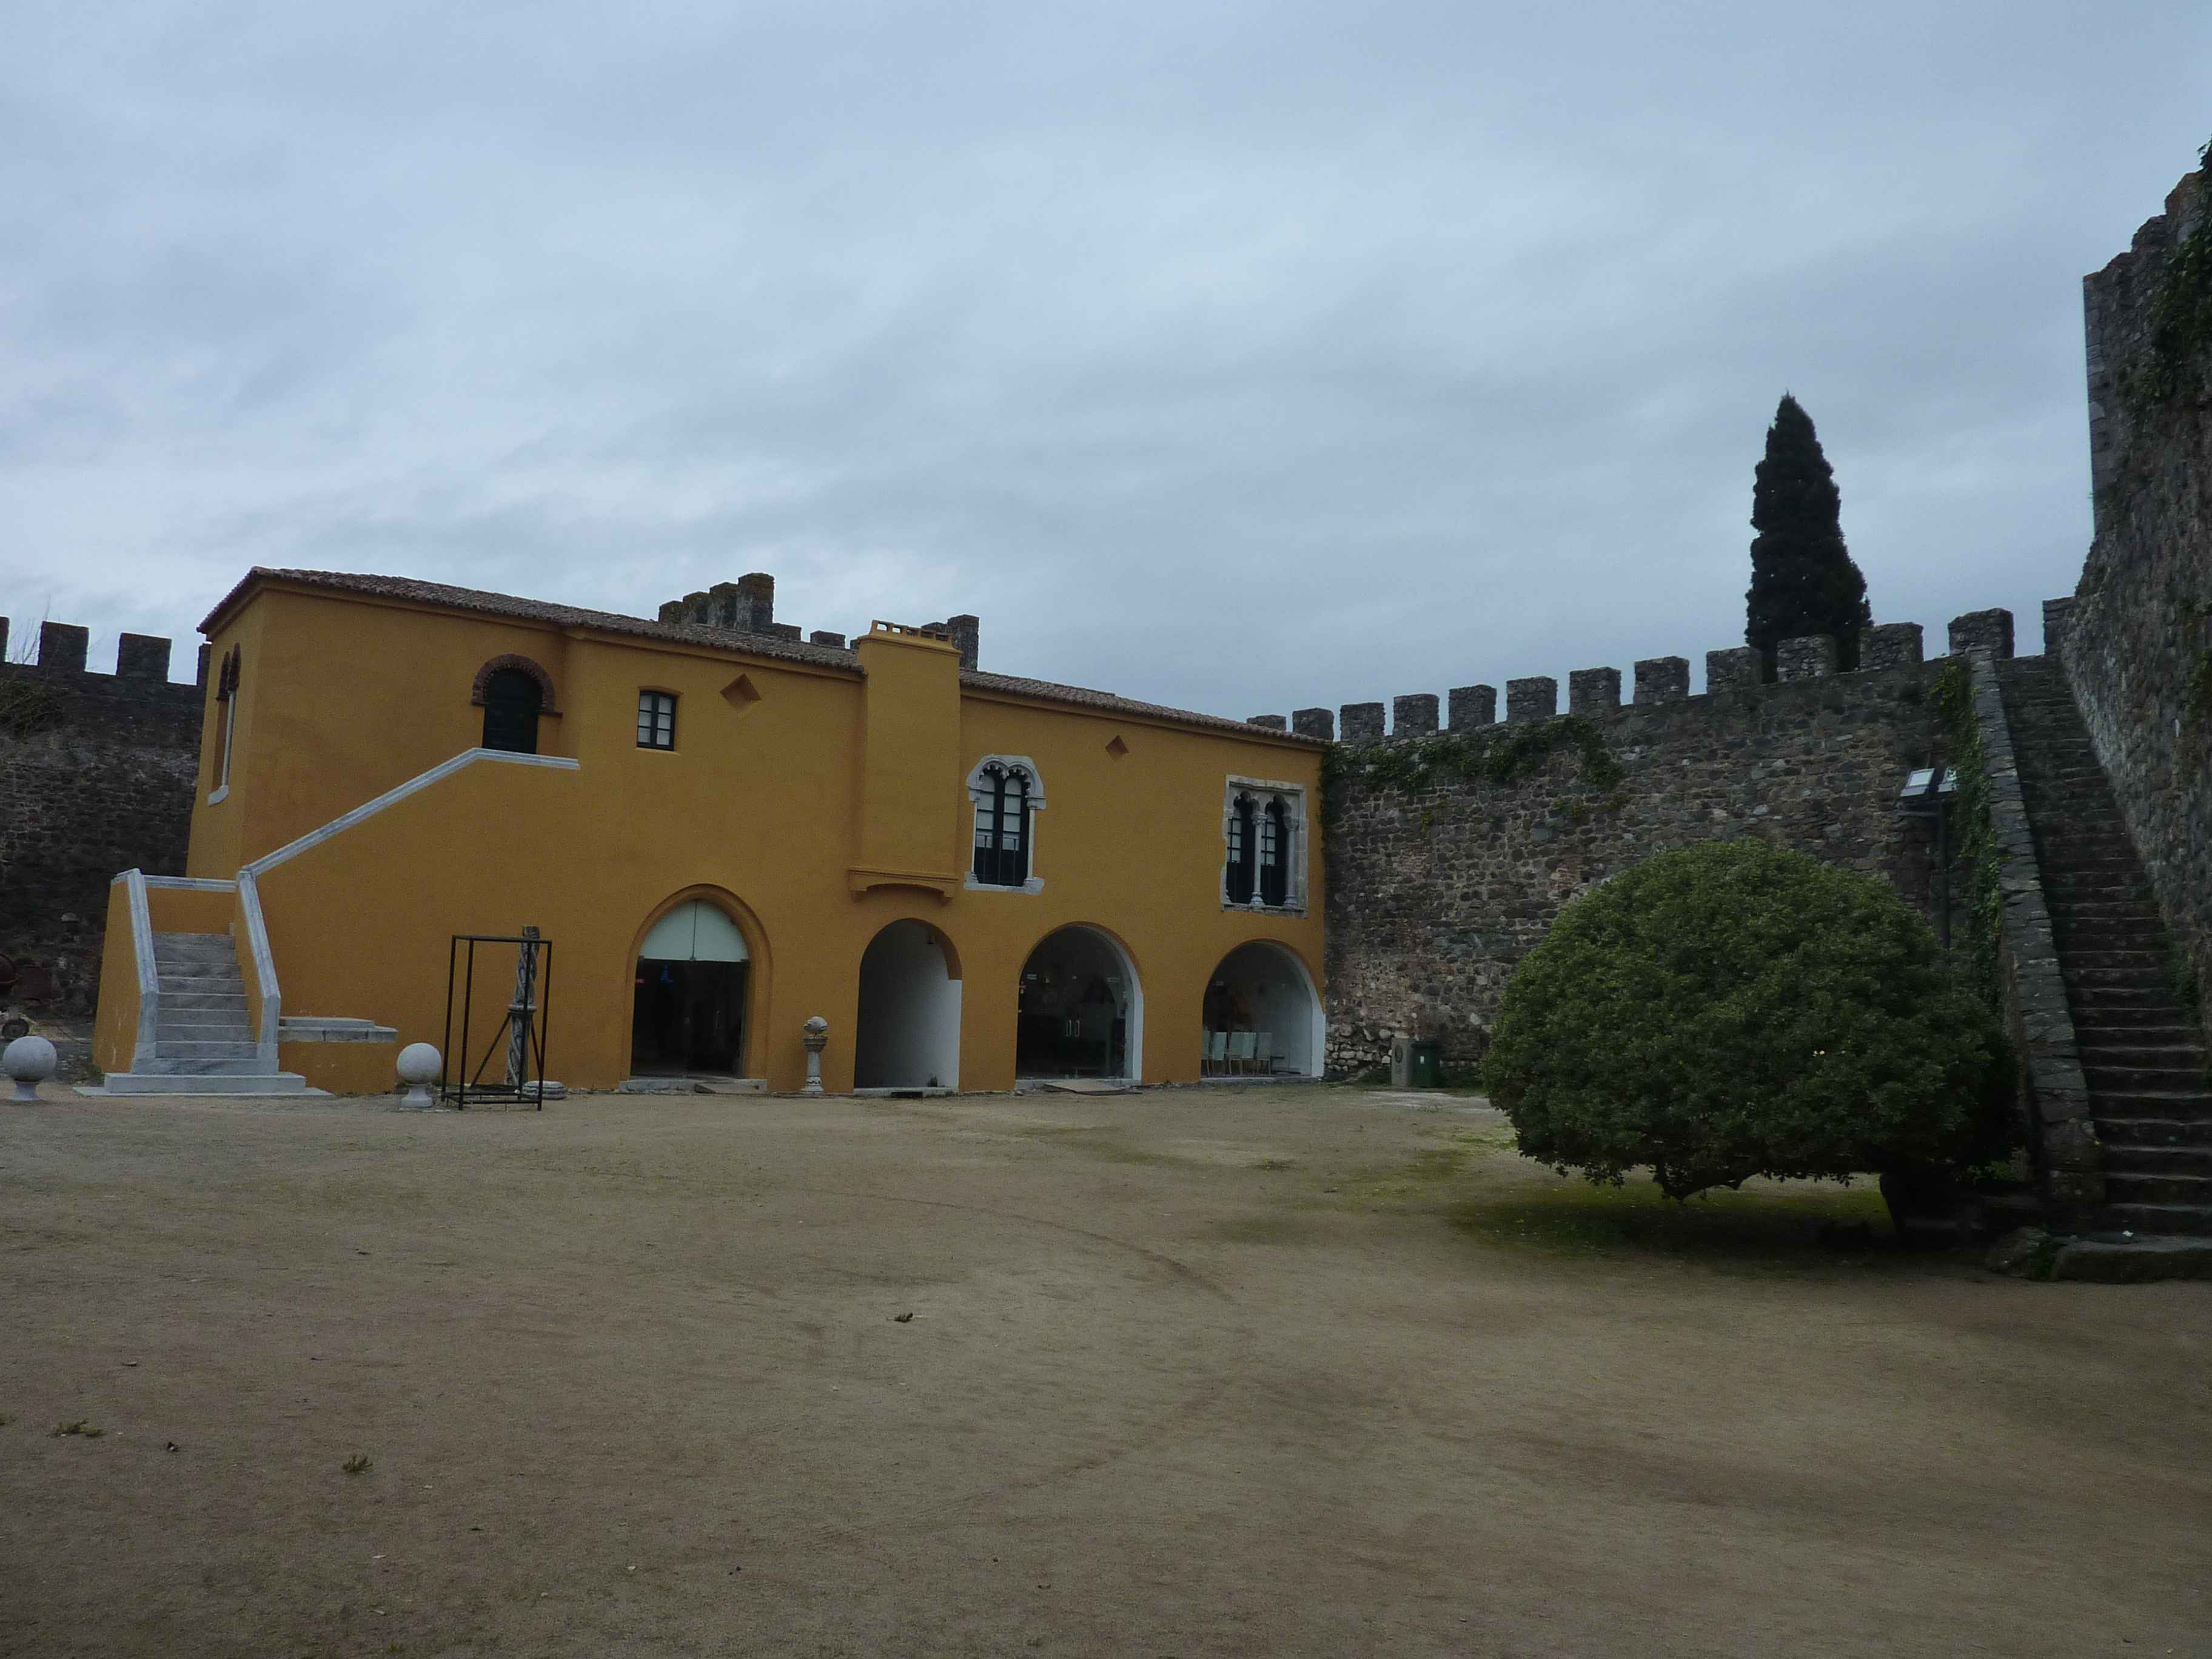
(1999, 659, 2212, 1254)
(99, 933, 310, 1096)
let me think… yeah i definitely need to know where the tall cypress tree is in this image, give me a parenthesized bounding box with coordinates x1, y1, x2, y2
(1745, 394, 1871, 677)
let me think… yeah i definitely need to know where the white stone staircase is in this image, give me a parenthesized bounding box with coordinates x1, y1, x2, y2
(101, 932, 312, 1096)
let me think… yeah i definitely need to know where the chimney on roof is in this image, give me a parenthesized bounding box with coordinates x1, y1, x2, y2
(945, 614, 979, 671)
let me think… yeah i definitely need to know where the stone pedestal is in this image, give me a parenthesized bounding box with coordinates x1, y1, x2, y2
(802, 1017, 829, 1095)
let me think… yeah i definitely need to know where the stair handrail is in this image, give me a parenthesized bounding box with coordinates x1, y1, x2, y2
(236, 868, 282, 1065)
(121, 868, 161, 1064)
(230, 748, 581, 1062)
(243, 747, 580, 878)
(1966, 650, 2101, 1221)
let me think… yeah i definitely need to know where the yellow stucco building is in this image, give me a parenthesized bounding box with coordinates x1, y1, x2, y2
(92, 569, 1327, 1098)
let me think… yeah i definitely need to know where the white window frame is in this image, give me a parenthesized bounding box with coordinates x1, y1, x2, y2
(637, 688, 678, 751)
(965, 754, 1046, 894)
(1221, 776, 1307, 914)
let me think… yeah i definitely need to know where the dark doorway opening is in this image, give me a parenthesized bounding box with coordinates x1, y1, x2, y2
(631, 959, 747, 1075)
(1016, 926, 1136, 1080)
(481, 668, 542, 754)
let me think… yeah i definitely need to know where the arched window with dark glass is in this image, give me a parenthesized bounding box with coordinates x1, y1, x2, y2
(480, 668, 542, 754)
(1225, 793, 1257, 904)
(972, 762, 1032, 886)
(1259, 796, 1289, 906)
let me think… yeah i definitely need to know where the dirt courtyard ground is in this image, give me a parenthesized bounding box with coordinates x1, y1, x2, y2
(2, 1084, 2207, 1658)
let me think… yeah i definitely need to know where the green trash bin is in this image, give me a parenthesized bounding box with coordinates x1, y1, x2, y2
(1410, 1040, 1445, 1089)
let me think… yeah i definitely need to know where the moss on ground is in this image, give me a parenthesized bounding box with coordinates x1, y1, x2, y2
(1332, 1122, 1934, 1276)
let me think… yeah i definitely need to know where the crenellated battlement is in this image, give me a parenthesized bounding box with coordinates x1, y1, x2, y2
(1, 615, 207, 686)
(657, 572, 980, 669)
(1249, 611, 2026, 742)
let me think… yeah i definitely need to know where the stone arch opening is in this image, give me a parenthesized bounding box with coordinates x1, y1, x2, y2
(1016, 925, 1142, 1082)
(854, 919, 962, 1091)
(629, 896, 754, 1079)
(1203, 940, 1324, 1079)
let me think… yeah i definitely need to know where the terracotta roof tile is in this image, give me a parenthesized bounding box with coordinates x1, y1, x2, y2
(203, 567, 861, 671)
(203, 568, 1319, 745)
(960, 670, 1324, 743)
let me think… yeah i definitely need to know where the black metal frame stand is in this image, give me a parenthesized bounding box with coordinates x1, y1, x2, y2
(441, 932, 554, 1110)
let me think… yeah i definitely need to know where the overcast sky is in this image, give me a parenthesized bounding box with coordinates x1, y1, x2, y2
(4, 3, 2207, 720)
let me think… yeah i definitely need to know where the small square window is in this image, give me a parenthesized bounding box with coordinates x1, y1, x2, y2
(637, 690, 677, 749)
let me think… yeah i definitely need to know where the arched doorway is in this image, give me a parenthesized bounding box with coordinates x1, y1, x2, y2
(1017, 925, 1141, 1081)
(631, 899, 750, 1076)
(854, 920, 962, 1090)
(1203, 941, 1324, 1079)
(480, 667, 543, 754)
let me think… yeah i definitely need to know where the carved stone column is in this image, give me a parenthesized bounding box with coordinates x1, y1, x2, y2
(802, 1016, 829, 1095)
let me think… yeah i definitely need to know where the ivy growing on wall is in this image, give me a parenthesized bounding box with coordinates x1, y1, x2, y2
(0, 677, 61, 739)
(2130, 139, 2212, 412)
(1322, 714, 1626, 825)
(1931, 659, 2006, 1013)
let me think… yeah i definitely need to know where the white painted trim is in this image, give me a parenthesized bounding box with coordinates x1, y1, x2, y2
(1221, 776, 1309, 914)
(124, 868, 160, 1068)
(1021, 924, 1144, 1083)
(237, 868, 282, 1064)
(244, 748, 580, 876)
(967, 754, 1045, 891)
(965, 754, 1047, 806)
(142, 875, 238, 892)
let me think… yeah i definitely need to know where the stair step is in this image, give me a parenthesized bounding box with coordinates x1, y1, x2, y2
(2078, 1044, 2208, 1068)
(2085, 1067, 2210, 1093)
(135, 1056, 278, 1076)
(2094, 1202, 2212, 1238)
(2094, 1088, 2212, 1113)
(100, 1071, 311, 1097)
(2097, 1118, 2212, 1147)
(2101, 1144, 2212, 1176)
(156, 1004, 255, 1025)
(2104, 1171, 2212, 1204)
(152, 932, 234, 954)
(2073, 1004, 2199, 1028)
(2075, 1030, 2205, 1053)
(161, 990, 251, 1012)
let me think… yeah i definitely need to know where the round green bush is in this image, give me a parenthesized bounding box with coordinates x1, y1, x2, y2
(1484, 839, 2006, 1201)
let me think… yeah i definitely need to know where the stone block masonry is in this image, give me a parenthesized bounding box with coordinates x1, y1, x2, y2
(1392, 694, 1438, 737)
(1777, 635, 1838, 682)
(1568, 668, 1620, 714)
(2064, 161, 2212, 1031)
(1633, 657, 1688, 703)
(1705, 648, 1761, 694)
(1506, 677, 1556, 724)
(1315, 620, 2011, 1076)
(1, 619, 205, 1014)
(1448, 685, 1496, 728)
(1340, 702, 1385, 743)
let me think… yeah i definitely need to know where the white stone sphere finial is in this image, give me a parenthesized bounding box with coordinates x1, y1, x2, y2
(5, 1035, 58, 1102)
(395, 1042, 442, 1108)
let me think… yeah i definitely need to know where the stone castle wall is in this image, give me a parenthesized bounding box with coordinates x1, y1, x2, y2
(0, 618, 204, 1014)
(2065, 163, 2212, 1025)
(1286, 622, 2006, 1076)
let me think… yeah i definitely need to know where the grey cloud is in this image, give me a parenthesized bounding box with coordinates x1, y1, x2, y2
(3, 0, 2208, 719)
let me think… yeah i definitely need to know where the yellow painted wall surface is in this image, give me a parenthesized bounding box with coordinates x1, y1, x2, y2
(281, 1041, 400, 1095)
(851, 629, 964, 892)
(144, 884, 233, 936)
(92, 882, 141, 1076)
(134, 578, 1326, 1093)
